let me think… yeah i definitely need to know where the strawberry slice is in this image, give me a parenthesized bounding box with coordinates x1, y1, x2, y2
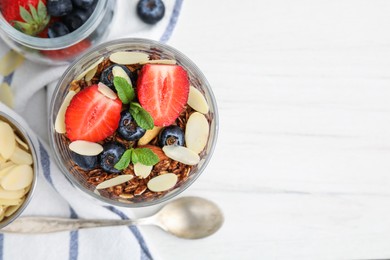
(65, 84, 122, 142)
(137, 64, 190, 127)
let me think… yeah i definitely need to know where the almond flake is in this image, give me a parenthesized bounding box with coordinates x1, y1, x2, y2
(162, 145, 200, 165)
(140, 59, 177, 65)
(112, 66, 132, 85)
(10, 146, 33, 165)
(1, 164, 33, 191)
(98, 82, 117, 100)
(54, 90, 76, 134)
(187, 86, 209, 114)
(15, 135, 29, 151)
(75, 57, 104, 81)
(0, 121, 16, 160)
(185, 112, 209, 154)
(134, 162, 152, 178)
(4, 203, 23, 217)
(0, 164, 16, 178)
(138, 126, 162, 146)
(109, 51, 149, 65)
(0, 159, 12, 171)
(85, 65, 98, 82)
(0, 198, 22, 206)
(0, 187, 25, 199)
(96, 175, 133, 190)
(69, 140, 103, 156)
(147, 173, 178, 192)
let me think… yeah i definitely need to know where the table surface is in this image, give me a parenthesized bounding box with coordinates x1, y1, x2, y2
(22, 0, 390, 259)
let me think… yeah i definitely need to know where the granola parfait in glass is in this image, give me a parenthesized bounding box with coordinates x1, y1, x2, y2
(49, 38, 218, 207)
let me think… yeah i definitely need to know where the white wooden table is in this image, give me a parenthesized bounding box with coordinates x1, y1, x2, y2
(22, 0, 390, 259)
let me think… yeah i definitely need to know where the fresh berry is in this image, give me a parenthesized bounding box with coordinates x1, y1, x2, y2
(71, 0, 94, 9)
(0, 0, 50, 36)
(158, 125, 184, 147)
(70, 151, 98, 170)
(65, 84, 122, 142)
(117, 111, 146, 141)
(47, 21, 69, 37)
(100, 65, 136, 91)
(41, 39, 91, 60)
(98, 142, 125, 174)
(136, 0, 165, 25)
(63, 7, 92, 31)
(137, 64, 190, 127)
(47, 0, 72, 16)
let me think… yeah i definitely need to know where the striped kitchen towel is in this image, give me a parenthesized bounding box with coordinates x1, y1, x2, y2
(0, 0, 184, 259)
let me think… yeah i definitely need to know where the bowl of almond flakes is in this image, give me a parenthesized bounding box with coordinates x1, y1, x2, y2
(49, 38, 218, 207)
(0, 111, 38, 228)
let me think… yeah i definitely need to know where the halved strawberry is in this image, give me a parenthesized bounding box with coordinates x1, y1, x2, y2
(137, 64, 190, 127)
(65, 85, 122, 142)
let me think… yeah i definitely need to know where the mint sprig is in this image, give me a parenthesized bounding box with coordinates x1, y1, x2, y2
(114, 148, 159, 170)
(129, 102, 154, 130)
(113, 76, 135, 104)
(113, 76, 154, 129)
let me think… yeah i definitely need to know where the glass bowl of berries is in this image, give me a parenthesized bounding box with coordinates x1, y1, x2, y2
(49, 38, 218, 207)
(0, 0, 115, 65)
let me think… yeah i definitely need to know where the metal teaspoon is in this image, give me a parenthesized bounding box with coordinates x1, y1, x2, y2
(0, 196, 224, 239)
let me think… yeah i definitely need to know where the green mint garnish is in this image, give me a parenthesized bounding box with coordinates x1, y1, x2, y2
(129, 102, 154, 130)
(114, 148, 159, 170)
(113, 76, 135, 104)
(114, 149, 132, 170)
(132, 148, 159, 166)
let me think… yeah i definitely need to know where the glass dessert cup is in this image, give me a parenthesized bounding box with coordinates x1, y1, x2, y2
(49, 38, 219, 207)
(0, 111, 38, 229)
(0, 0, 115, 65)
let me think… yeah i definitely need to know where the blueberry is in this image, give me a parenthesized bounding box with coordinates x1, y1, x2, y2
(100, 65, 136, 91)
(137, 0, 165, 25)
(47, 22, 70, 38)
(158, 125, 184, 147)
(63, 8, 93, 31)
(98, 142, 126, 174)
(72, 0, 95, 9)
(47, 0, 73, 17)
(70, 151, 98, 170)
(117, 111, 146, 141)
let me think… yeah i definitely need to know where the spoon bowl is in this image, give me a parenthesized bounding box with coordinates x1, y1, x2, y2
(0, 196, 224, 239)
(153, 196, 224, 239)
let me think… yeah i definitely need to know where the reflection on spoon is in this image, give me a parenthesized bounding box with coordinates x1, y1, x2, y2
(1, 196, 224, 239)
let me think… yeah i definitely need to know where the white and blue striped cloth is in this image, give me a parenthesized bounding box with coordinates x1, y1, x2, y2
(0, 0, 184, 259)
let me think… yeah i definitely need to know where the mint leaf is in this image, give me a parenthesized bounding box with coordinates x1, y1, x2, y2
(113, 77, 135, 104)
(129, 102, 154, 130)
(114, 149, 133, 170)
(132, 148, 159, 166)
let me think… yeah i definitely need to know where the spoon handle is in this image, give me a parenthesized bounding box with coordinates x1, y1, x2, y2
(0, 217, 142, 234)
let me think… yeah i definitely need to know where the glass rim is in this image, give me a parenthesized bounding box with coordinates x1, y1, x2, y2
(0, 0, 107, 50)
(49, 38, 219, 207)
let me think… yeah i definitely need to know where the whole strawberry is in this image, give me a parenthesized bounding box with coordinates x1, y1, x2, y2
(0, 0, 50, 36)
